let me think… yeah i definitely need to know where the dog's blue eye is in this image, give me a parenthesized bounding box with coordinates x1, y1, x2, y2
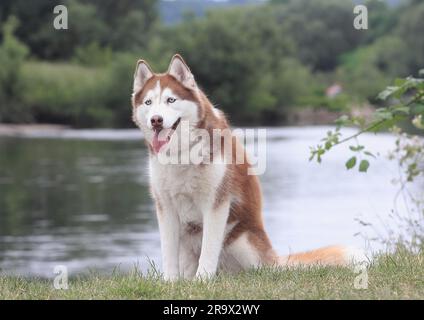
(145, 99, 152, 105)
(167, 97, 176, 104)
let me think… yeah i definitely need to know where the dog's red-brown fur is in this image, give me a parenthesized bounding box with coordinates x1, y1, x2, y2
(132, 54, 362, 276)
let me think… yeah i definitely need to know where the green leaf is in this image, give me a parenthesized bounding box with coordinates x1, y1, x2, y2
(411, 104, 424, 115)
(364, 151, 376, 158)
(394, 78, 407, 87)
(345, 156, 357, 170)
(369, 115, 407, 132)
(391, 105, 410, 115)
(374, 108, 394, 121)
(359, 159, 370, 173)
(349, 145, 365, 152)
(377, 86, 399, 101)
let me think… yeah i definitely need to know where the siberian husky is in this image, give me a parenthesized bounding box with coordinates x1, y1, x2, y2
(131, 54, 366, 280)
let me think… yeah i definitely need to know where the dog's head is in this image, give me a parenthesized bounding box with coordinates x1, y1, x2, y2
(131, 54, 201, 154)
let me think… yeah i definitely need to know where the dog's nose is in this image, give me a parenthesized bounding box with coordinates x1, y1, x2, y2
(150, 115, 163, 129)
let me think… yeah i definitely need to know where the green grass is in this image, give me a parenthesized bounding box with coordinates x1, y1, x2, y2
(1, 250, 423, 300)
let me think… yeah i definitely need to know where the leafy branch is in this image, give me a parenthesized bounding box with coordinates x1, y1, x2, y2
(310, 72, 424, 172)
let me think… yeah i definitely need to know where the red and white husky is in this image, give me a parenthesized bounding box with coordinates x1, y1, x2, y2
(131, 54, 366, 280)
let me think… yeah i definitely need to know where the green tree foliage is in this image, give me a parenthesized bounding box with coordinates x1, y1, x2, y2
(21, 62, 112, 127)
(275, 0, 364, 71)
(0, 0, 423, 127)
(337, 39, 402, 102)
(396, 1, 424, 73)
(0, 16, 29, 122)
(336, 0, 424, 103)
(363, 0, 398, 44)
(0, 0, 158, 59)
(147, 6, 317, 123)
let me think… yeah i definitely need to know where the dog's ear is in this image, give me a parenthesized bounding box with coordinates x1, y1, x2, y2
(168, 54, 197, 89)
(133, 60, 153, 93)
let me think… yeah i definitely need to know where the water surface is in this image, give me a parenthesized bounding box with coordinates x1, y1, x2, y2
(0, 126, 410, 277)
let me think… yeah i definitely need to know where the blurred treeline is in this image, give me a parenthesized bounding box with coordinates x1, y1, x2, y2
(0, 0, 423, 127)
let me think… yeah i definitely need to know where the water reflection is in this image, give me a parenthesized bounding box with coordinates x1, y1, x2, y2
(0, 127, 412, 277)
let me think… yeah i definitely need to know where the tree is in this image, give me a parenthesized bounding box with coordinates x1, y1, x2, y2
(0, 16, 29, 122)
(0, 0, 159, 59)
(278, 0, 364, 71)
(396, 1, 424, 73)
(362, 0, 398, 44)
(148, 7, 297, 123)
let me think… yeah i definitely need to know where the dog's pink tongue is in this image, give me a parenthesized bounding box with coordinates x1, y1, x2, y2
(152, 130, 168, 153)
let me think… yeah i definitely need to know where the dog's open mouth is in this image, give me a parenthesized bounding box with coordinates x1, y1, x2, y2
(152, 118, 181, 153)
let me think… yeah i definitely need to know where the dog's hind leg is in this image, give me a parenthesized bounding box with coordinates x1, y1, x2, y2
(224, 232, 262, 271)
(223, 229, 279, 272)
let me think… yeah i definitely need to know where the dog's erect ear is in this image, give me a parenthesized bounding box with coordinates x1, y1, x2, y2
(168, 54, 197, 89)
(133, 60, 153, 93)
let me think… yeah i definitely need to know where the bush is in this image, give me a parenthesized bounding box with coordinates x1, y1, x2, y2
(145, 7, 319, 124)
(101, 52, 140, 127)
(21, 62, 113, 127)
(277, 0, 364, 71)
(3, 0, 424, 127)
(73, 42, 112, 67)
(396, 1, 424, 73)
(0, 16, 29, 123)
(337, 46, 391, 103)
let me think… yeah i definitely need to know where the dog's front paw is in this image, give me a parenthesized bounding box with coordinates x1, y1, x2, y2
(163, 273, 179, 282)
(195, 268, 215, 281)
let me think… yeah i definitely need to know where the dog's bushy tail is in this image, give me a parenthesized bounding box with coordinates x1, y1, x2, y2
(278, 245, 368, 267)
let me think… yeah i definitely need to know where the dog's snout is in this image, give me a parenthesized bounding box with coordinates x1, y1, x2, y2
(150, 115, 163, 129)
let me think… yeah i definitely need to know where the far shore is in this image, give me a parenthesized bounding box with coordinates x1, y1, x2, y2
(0, 108, 359, 138)
(0, 106, 375, 138)
(0, 124, 70, 137)
(0, 123, 145, 141)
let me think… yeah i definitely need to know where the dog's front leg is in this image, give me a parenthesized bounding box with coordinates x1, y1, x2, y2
(157, 210, 180, 281)
(196, 201, 230, 279)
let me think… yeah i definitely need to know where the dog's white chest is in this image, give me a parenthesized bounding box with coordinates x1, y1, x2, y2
(149, 159, 226, 223)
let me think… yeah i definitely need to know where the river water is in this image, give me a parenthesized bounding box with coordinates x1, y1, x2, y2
(0, 126, 413, 277)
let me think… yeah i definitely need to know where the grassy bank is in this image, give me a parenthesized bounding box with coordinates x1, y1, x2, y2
(1, 250, 423, 299)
